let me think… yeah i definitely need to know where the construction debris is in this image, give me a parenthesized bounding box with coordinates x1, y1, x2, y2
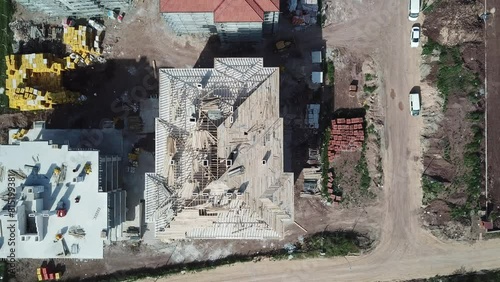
(127, 115, 143, 132)
(289, 0, 318, 27)
(10, 20, 64, 42)
(68, 226, 86, 238)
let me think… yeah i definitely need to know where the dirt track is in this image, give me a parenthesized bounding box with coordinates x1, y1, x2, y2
(139, 1, 500, 281)
(486, 1, 500, 211)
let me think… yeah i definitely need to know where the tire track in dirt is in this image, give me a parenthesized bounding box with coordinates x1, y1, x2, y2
(139, 1, 500, 281)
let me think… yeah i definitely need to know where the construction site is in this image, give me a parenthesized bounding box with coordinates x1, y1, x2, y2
(13, 0, 131, 17)
(328, 117, 365, 162)
(5, 19, 106, 111)
(145, 58, 294, 240)
(0, 140, 110, 259)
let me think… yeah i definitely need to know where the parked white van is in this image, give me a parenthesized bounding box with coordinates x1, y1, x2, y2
(409, 92, 420, 116)
(409, 0, 420, 21)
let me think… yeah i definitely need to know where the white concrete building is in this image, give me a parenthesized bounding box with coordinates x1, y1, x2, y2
(0, 125, 126, 259)
(145, 58, 294, 240)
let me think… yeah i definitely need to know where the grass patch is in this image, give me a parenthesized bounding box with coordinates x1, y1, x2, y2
(421, 268, 500, 282)
(442, 138, 451, 162)
(422, 176, 445, 205)
(364, 73, 375, 81)
(317, 0, 324, 27)
(326, 60, 334, 86)
(452, 124, 483, 220)
(320, 127, 332, 200)
(467, 111, 484, 122)
(299, 232, 362, 258)
(422, 0, 441, 15)
(355, 127, 372, 196)
(0, 0, 14, 111)
(422, 39, 480, 109)
(363, 85, 377, 93)
(366, 124, 383, 183)
(422, 38, 442, 56)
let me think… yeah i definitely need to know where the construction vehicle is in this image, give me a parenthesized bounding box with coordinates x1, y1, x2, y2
(84, 162, 92, 174)
(54, 233, 63, 242)
(12, 128, 29, 140)
(56, 201, 67, 217)
(37, 267, 61, 281)
(128, 147, 140, 168)
(274, 40, 293, 53)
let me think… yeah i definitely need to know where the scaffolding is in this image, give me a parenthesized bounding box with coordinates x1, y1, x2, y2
(14, 0, 132, 17)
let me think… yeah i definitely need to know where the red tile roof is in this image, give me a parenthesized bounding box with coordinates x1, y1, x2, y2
(160, 0, 223, 13)
(160, 0, 279, 22)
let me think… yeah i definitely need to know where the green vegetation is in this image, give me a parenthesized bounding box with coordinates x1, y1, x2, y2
(364, 73, 375, 81)
(72, 231, 369, 282)
(367, 124, 383, 184)
(355, 127, 372, 196)
(320, 127, 332, 199)
(326, 60, 335, 86)
(443, 138, 451, 162)
(317, 0, 324, 27)
(421, 38, 441, 56)
(299, 232, 361, 258)
(422, 39, 480, 109)
(467, 111, 485, 122)
(417, 268, 500, 282)
(422, 0, 441, 15)
(452, 124, 483, 220)
(363, 85, 377, 93)
(0, 0, 14, 110)
(422, 176, 445, 205)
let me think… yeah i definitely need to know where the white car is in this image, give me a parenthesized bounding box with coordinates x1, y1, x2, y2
(410, 27, 420, 48)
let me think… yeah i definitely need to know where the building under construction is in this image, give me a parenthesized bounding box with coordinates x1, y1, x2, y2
(13, 0, 132, 17)
(160, 0, 280, 43)
(145, 58, 294, 240)
(0, 122, 126, 259)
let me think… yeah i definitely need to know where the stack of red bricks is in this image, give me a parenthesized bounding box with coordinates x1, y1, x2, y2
(326, 171, 342, 203)
(327, 117, 365, 162)
(326, 171, 334, 192)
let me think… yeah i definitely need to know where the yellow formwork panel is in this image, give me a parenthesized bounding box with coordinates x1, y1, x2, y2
(63, 25, 101, 58)
(4, 53, 79, 111)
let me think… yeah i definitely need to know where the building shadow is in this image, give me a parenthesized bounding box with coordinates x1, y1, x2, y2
(50, 57, 157, 130)
(192, 1, 325, 184)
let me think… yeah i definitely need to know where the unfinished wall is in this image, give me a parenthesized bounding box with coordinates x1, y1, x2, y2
(162, 12, 216, 34)
(14, 0, 132, 17)
(216, 22, 263, 43)
(262, 11, 279, 35)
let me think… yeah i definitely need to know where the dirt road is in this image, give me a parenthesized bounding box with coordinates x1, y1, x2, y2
(486, 0, 500, 209)
(137, 1, 500, 281)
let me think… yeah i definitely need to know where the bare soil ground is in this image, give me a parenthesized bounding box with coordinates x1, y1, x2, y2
(139, 1, 500, 280)
(423, 0, 484, 46)
(1, 0, 207, 133)
(484, 0, 500, 228)
(7, 0, 498, 281)
(325, 49, 384, 208)
(420, 0, 486, 238)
